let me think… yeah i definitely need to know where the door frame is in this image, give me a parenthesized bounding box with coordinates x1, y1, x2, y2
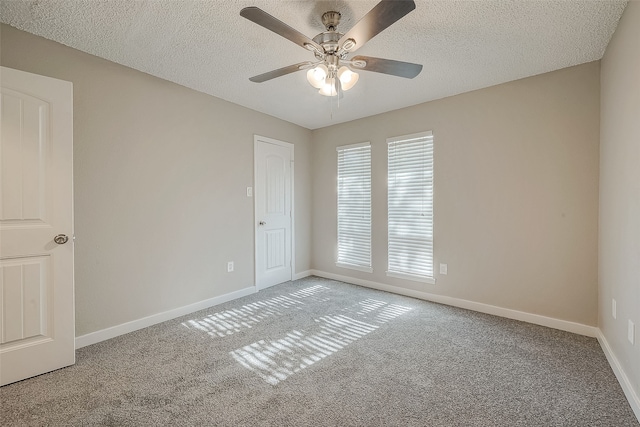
(253, 135, 295, 290)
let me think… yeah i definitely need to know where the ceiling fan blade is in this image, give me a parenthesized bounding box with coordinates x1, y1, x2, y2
(240, 7, 323, 52)
(351, 55, 423, 79)
(338, 0, 415, 53)
(249, 62, 314, 83)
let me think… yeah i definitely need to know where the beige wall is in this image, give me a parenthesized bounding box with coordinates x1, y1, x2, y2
(311, 62, 600, 326)
(0, 25, 312, 336)
(600, 0, 640, 404)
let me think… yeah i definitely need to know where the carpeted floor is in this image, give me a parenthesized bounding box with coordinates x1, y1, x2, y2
(1, 276, 638, 426)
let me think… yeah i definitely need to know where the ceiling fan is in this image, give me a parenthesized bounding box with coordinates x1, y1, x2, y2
(240, 0, 423, 97)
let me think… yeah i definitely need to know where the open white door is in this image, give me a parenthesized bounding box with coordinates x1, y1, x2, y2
(0, 67, 74, 386)
(254, 136, 293, 290)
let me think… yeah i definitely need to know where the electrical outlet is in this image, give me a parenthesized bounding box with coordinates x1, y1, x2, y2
(439, 263, 448, 275)
(629, 320, 635, 345)
(227, 261, 234, 272)
(246, 187, 253, 197)
(612, 299, 617, 320)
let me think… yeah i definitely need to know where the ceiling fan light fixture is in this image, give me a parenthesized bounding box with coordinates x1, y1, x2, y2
(319, 76, 339, 97)
(337, 66, 359, 91)
(306, 64, 328, 89)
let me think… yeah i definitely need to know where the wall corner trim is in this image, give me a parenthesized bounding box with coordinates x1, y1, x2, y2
(597, 330, 640, 422)
(75, 286, 257, 349)
(309, 269, 598, 337)
(293, 270, 312, 280)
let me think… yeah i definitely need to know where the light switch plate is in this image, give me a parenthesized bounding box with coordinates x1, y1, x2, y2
(439, 263, 448, 275)
(246, 187, 253, 197)
(227, 261, 234, 273)
(629, 320, 635, 345)
(612, 299, 617, 319)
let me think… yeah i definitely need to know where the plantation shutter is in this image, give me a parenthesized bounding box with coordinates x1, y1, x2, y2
(336, 142, 372, 272)
(387, 131, 434, 282)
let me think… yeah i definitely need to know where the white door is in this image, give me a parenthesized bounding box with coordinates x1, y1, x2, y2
(0, 67, 74, 386)
(255, 136, 293, 290)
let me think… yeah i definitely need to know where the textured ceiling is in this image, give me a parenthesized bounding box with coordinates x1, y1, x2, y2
(0, 0, 628, 129)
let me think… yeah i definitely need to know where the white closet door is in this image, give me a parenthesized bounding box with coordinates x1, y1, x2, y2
(254, 137, 292, 290)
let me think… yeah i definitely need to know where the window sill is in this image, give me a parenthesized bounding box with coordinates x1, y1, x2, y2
(386, 271, 436, 284)
(336, 262, 373, 273)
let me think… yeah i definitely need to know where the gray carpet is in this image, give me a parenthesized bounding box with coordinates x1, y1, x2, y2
(1, 276, 638, 426)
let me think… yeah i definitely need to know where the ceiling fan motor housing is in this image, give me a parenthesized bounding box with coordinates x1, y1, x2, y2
(313, 11, 344, 58)
(312, 31, 343, 57)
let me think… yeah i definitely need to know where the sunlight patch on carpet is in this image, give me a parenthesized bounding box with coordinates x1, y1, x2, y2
(181, 285, 330, 337)
(231, 300, 413, 385)
(348, 299, 413, 323)
(288, 284, 330, 301)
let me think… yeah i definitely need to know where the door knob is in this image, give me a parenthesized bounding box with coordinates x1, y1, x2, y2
(259, 221, 266, 226)
(54, 234, 69, 244)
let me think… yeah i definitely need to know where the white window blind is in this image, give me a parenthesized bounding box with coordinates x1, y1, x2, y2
(337, 142, 372, 273)
(387, 131, 434, 283)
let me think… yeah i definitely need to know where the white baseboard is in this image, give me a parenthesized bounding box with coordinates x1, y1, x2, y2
(75, 286, 257, 349)
(293, 270, 312, 280)
(309, 269, 598, 337)
(597, 330, 640, 422)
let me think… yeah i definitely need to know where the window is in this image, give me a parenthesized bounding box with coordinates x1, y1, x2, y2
(336, 142, 372, 273)
(387, 131, 434, 283)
